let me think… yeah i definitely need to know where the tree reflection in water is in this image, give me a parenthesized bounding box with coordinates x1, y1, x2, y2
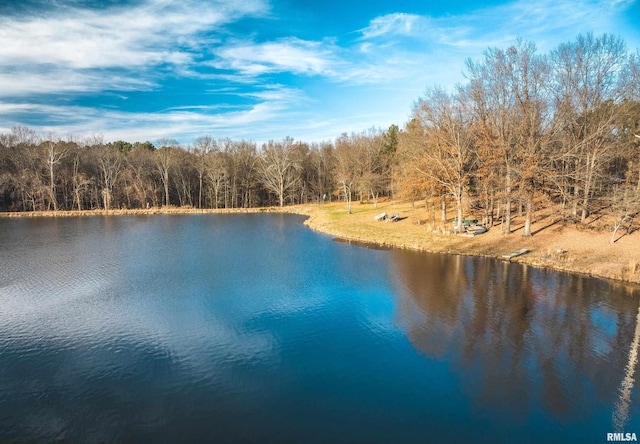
(388, 250, 640, 425)
(613, 302, 640, 432)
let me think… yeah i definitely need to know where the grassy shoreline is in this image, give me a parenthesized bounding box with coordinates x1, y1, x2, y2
(2, 202, 639, 285)
(298, 201, 640, 286)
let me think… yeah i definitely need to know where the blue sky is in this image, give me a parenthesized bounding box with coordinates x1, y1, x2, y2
(0, 0, 638, 145)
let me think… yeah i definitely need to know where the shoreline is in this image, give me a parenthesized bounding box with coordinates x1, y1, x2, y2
(0, 206, 296, 217)
(2, 203, 639, 286)
(297, 202, 640, 287)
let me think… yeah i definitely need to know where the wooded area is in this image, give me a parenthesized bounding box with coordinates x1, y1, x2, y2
(1, 34, 639, 239)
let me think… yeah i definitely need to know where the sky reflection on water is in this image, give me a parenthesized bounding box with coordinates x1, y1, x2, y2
(0, 214, 639, 442)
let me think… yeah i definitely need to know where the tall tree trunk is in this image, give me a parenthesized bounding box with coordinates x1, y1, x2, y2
(198, 172, 203, 209)
(124, 177, 131, 209)
(279, 181, 284, 207)
(343, 183, 352, 214)
(75, 187, 82, 211)
(504, 169, 512, 234)
(102, 188, 111, 211)
(49, 162, 57, 211)
(518, 201, 523, 217)
(455, 185, 463, 233)
(163, 171, 170, 206)
(581, 152, 596, 223)
(73, 155, 82, 211)
(489, 194, 495, 227)
(523, 193, 533, 236)
(572, 186, 579, 219)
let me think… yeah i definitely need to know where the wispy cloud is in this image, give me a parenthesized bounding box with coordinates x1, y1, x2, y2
(358, 0, 639, 51)
(208, 37, 404, 87)
(0, 68, 156, 97)
(1, 0, 638, 144)
(239, 84, 308, 103)
(0, 0, 269, 96)
(359, 13, 421, 39)
(350, 0, 640, 98)
(211, 38, 340, 76)
(0, 0, 268, 69)
(0, 83, 313, 144)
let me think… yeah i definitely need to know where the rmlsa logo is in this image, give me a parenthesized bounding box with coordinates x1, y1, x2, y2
(607, 433, 638, 441)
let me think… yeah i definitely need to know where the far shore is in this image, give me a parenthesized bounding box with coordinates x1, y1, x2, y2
(2, 202, 639, 286)
(0, 206, 297, 217)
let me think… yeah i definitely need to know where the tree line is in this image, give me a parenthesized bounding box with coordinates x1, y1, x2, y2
(1, 33, 639, 238)
(400, 33, 639, 237)
(0, 129, 396, 213)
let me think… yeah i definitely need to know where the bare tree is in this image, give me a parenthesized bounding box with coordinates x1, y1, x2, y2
(412, 87, 477, 232)
(205, 147, 227, 208)
(9, 126, 40, 147)
(93, 143, 124, 210)
(125, 143, 156, 208)
(609, 181, 639, 243)
(509, 41, 551, 236)
(70, 141, 91, 211)
(172, 149, 196, 207)
(43, 136, 68, 211)
(467, 47, 522, 233)
(307, 142, 335, 203)
(333, 133, 359, 214)
(356, 129, 388, 208)
(467, 40, 554, 235)
(549, 33, 628, 223)
(154, 139, 179, 207)
(7, 128, 45, 211)
(289, 141, 311, 204)
(398, 118, 445, 222)
(225, 140, 259, 208)
(193, 136, 214, 209)
(258, 137, 301, 207)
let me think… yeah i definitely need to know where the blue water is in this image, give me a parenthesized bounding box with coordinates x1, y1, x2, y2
(0, 213, 639, 443)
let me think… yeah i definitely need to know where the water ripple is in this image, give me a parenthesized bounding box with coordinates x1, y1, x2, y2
(0, 215, 639, 442)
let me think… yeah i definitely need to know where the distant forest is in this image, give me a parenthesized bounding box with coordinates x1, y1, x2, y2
(1, 33, 639, 236)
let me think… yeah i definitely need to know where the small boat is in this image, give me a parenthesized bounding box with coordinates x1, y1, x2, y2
(374, 212, 387, 221)
(502, 248, 529, 260)
(465, 224, 488, 235)
(453, 218, 477, 229)
(387, 212, 399, 222)
(474, 226, 488, 235)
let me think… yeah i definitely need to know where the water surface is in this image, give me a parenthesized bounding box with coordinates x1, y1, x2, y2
(0, 214, 638, 442)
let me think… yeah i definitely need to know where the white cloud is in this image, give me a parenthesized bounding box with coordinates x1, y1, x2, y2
(0, 83, 310, 144)
(359, 13, 421, 39)
(209, 35, 418, 87)
(349, 0, 640, 100)
(0, 0, 268, 69)
(240, 85, 308, 103)
(358, 0, 639, 51)
(212, 38, 339, 76)
(1, 0, 638, 144)
(0, 68, 155, 97)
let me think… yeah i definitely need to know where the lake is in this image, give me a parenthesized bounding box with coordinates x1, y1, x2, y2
(0, 213, 639, 443)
